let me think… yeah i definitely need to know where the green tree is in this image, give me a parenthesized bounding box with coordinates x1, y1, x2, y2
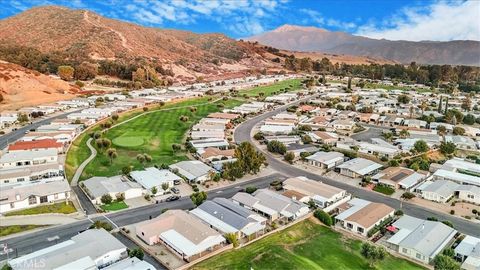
(360, 243, 387, 267)
(245, 186, 258, 194)
(397, 94, 411, 104)
(122, 165, 133, 175)
(17, 113, 29, 123)
(313, 210, 333, 226)
(433, 254, 460, 270)
(440, 141, 457, 155)
(267, 140, 287, 155)
(101, 194, 113, 204)
(284, 152, 295, 164)
(128, 248, 144, 260)
(452, 126, 465, 135)
(151, 186, 158, 195)
(414, 140, 429, 153)
(437, 125, 447, 136)
(463, 114, 476, 125)
(190, 191, 207, 206)
(235, 142, 267, 175)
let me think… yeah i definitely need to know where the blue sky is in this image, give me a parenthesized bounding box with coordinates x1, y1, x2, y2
(1, 0, 478, 41)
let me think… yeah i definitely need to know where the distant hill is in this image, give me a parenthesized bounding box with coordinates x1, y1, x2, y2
(0, 61, 78, 110)
(247, 25, 480, 66)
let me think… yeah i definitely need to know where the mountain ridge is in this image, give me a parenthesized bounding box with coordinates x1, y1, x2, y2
(247, 25, 480, 66)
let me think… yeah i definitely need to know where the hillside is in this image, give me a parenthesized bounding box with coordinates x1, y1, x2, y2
(0, 61, 77, 110)
(0, 6, 280, 81)
(247, 25, 480, 66)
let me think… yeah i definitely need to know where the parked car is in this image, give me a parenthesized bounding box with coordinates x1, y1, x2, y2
(174, 179, 181, 185)
(166, 195, 180, 202)
(171, 187, 180, 194)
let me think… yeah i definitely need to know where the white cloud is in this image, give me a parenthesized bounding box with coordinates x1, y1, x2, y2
(299, 8, 356, 30)
(113, 0, 284, 35)
(356, 0, 480, 41)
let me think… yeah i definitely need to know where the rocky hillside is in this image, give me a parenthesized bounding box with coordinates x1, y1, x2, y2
(247, 25, 480, 66)
(0, 61, 78, 110)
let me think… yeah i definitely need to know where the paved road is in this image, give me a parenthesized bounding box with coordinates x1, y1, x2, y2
(233, 99, 480, 237)
(0, 173, 284, 261)
(0, 109, 82, 150)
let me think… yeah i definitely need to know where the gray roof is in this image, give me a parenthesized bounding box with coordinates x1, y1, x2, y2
(390, 215, 457, 258)
(83, 175, 141, 199)
(212, 197, 253, 218)
(336, 158, 383, 175)
(169, 160, 213, 180)
(196, 200, 249, 230)
(9, 229, 126, 270)
(423, 180, 459, 198)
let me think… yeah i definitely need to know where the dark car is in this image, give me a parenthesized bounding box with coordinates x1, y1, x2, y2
(173, 179, 181, 185)
(166, 195, 180, 202)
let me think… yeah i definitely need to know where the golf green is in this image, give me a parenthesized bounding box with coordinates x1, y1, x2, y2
(112, 136, 145, 147)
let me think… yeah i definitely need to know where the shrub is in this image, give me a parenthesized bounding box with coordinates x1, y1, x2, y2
(267, 140, 287, 155)
(284, 152, 295, 164)
(394, 210, 404, 216)
(245, 186, 258, 194)
(128, 248, 144, 260)
(314, 210, 333, 226)
(101, 194, 113, 204)
(401, 192, 415, 200)
(450, 210, 455, 215)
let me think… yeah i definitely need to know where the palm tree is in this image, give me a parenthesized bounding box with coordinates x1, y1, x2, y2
(136, 154, 146, 166)
(107, 148, 117, 164)
(418, 101, 428, 115)
(409, 106, 415, 119)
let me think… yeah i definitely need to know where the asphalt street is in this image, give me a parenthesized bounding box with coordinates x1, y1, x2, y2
(0, 173, 284, 261)
(0, 109, 83, 150)
(233, 98, 480, 237)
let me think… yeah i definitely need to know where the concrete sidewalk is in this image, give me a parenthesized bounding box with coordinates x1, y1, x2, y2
(0, 214, 83, 226)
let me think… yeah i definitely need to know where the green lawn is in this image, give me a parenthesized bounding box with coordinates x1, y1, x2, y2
(373, 184, 396, 196)
(193, 219, 424, 270)
(68, 79, 301, 181)
(244, 79, 302, 97)
(100, 201, 128, 211)
(0, 225, 48, 237)
(4, 202, 76, 216)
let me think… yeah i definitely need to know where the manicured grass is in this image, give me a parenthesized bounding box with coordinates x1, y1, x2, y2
(0, 225, 48, 237)
(4, 202, 76, 216)
(100, 201, 128, 211)
(68, 79, 301, 181)
(193, 219, 424, 270)
(112, 136, 145, 147)
(373, 184, 396, 195)
(244, 79, 302, 97)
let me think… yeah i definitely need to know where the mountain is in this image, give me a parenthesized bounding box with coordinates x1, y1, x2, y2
(0, 61, 77, 110)
(0, 6, 284, 81)
(247, 25, 480, 66)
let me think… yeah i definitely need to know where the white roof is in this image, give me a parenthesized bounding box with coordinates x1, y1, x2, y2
(337, 158, 382, 175)
(83, 176, 141, 199)
(434, 169, 480, 187)
(0, 149, 57, 163)
(306, 151, 344, 165)
(9, 229, 126, 270)
(455, 236, 480, 257)
(130, 167, 181, 189)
